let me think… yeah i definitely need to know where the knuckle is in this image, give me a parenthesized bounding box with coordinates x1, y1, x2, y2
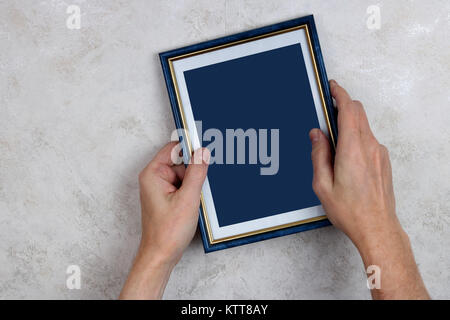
(312, 180, 320, 193)
(311, 145, 324, 162)
(342, 101, 354, 110)
(311, 144, 321, 156)
(158, 165, 171, 177)
(370, 144, 387, 163)
(353, 100, 363, 108)
(367, 134, 379, 145)
(312, 179, 327, 195)
(138, 171, 147, 186)
(379, 144, 390, 158)
(139, 164, 156, 185)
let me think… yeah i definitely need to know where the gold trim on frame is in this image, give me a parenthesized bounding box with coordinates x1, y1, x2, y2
(168, 24, 335, 245)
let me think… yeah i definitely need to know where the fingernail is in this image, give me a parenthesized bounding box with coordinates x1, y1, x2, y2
(329, 80, 338, 87)
(310, 129, 321, 143)
(202, 148, 210, 164)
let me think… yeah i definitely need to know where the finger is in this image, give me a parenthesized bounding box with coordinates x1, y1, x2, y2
(152, 141, 182, 167)
(157, 164, 185, 191)
(330, 80, 353, 112)
(330, 80, 360, 140)
(140, 142, 184, 188)
(178, 148, 210, 204)
(354, 100, 377, 141)
(310, 129, 333, 197)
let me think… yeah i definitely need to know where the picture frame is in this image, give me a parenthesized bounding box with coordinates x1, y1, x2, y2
(160, 15, 338, 253)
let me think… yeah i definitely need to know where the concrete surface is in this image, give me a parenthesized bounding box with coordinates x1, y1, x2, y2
(0, 0, 449, 299)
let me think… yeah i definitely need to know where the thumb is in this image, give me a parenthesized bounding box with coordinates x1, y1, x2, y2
(309, 129, 333, 196)
(178, 147, 210, 203)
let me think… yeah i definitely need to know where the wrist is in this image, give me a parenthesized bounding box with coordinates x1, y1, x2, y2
(119, 241, 175, 300)
(136, 240, 178, 271)
(354, 220, 410, 267)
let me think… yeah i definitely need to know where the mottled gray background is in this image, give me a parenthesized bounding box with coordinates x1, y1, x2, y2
(0, 0, 449, 299)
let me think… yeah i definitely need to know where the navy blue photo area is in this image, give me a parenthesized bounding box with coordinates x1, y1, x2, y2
(184, 43, 322, 227)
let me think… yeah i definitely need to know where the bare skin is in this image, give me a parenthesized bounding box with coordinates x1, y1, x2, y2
(119, 145, 210, 299)
(310, 80, 429, 299)
(119, 80, 429, 300)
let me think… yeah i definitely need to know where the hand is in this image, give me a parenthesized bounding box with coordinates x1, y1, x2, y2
(139, 142, 210, 265)
(120, 142, 209, 299)
(310, 80, 429, 299)
(310, 80, 399, 248)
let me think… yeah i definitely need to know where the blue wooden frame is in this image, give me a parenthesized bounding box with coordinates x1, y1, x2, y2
(159, 15, 338, 253)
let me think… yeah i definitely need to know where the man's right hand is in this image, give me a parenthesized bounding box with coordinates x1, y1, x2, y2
(309, 80, 429, 300)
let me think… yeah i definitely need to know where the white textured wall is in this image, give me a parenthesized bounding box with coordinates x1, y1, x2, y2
(0, 0, 449, 299)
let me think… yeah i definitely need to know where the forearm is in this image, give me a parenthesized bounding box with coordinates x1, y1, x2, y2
(356, 223, 429, 300)
(119, 244, 175, 300)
